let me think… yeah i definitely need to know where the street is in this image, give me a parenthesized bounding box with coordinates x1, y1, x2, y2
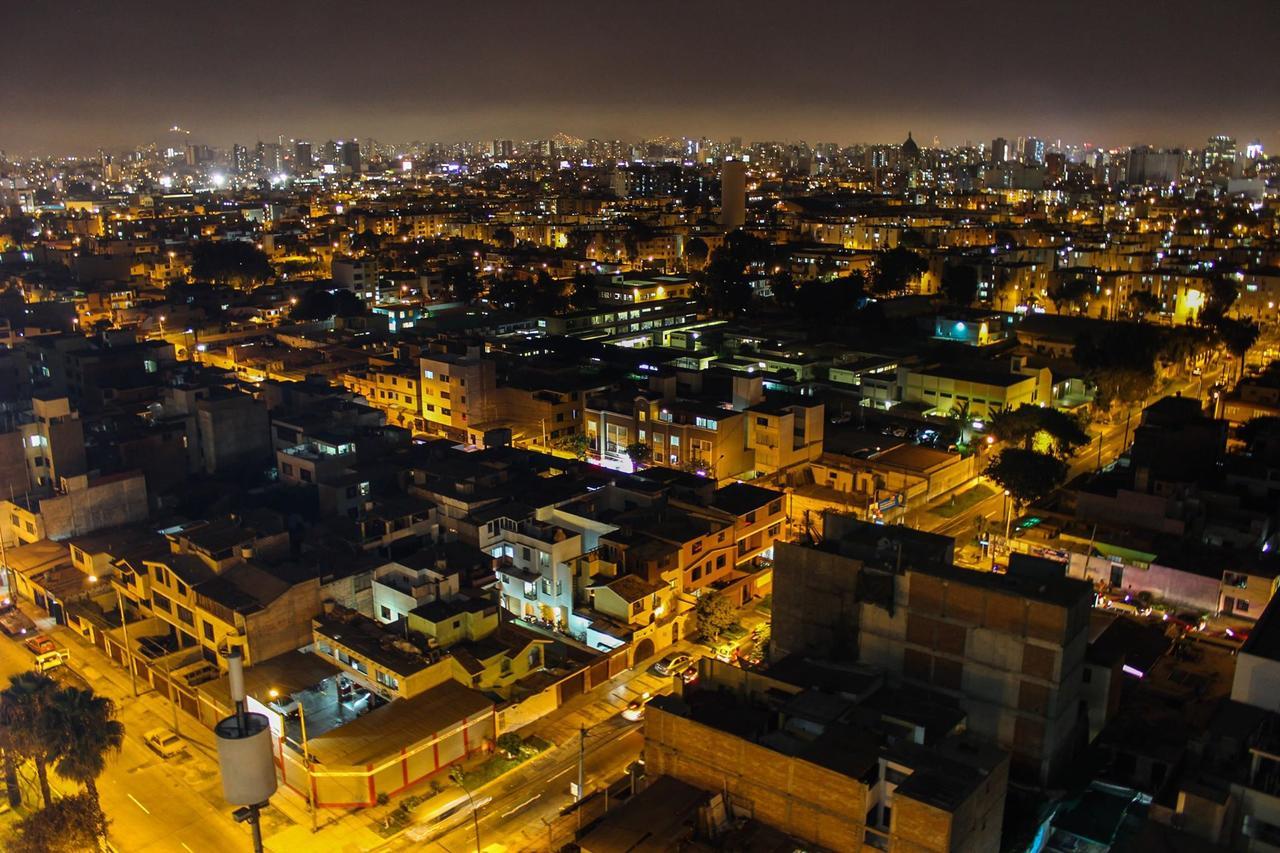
(914, 362, 1224, 562)
(0, 612, 258, 853)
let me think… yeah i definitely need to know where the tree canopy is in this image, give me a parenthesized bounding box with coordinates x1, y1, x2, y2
(7, 792, 109, 853)
(986, 448, 1068, 509)
(988, 405, 1090, 457)
(289, 288, 366, 320)
(871, 247, 927, 295)
(695, 591, 736, 641)
(190, 239, 272, 288)
(1075, 324, 1160, 412)
(443, 260, 481, 304)
(939, 263, 979, 307)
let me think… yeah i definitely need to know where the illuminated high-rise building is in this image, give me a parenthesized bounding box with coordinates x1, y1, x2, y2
(1023, 136, 1045, 166)
(1203, 134, 1237, 175)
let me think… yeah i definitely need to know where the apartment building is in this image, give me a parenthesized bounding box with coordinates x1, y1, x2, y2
(128, 520, 318, 668)
(419, 349, 498, 443)
(483, 510, 583, 628)
(312, 602, 545, 702)
(774, 516, 1092, 783)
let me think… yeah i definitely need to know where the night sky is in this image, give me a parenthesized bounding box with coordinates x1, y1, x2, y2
(3, 0, 1278, 154)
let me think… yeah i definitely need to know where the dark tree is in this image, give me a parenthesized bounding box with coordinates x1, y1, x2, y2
(871, 247, 927, 295)
(624, 442, 652, 468)
(1128, 290, 1162, 319)
(569, 272, 598, 310)
(190, 239, 272, 288)
(492, 227, 516, 249)
(986, 448, 1068, 509)
(1076, 324, 1160, 412)
(795, 272, 866, 336)
(443, 260, 481, 304)
(770, 270, 796, 307)
(290, 288, 366, 320)
(41, 686, 124, 814)
(940, 264, 979, 307)
(700, 235, 768, 317)
(1049, 271, 1096, 314)
(685, 236, 709, 269)
(7, 792, 109, 853)
(1214, 316, 1260, 379)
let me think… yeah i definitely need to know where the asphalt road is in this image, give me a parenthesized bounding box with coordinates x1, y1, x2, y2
(397, 718, 645, 852)
(0, 618, 253, 853)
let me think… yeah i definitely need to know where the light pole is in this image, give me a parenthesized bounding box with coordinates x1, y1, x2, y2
(1003, 489, 1012, 542)
(449, 765, 481, 853)
(89, 575, 137, 697)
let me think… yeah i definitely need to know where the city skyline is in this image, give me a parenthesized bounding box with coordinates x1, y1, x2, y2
(3, 0, 1278, 154)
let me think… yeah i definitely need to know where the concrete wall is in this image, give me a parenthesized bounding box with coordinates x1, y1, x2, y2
(244, 580, 322, 666)
(644, 705, 868, 851)
(1069, 553, 1220, 613)
(770, 542, 865, 662)
(197, 395, 270, 475)
(39, 473, 148, 540)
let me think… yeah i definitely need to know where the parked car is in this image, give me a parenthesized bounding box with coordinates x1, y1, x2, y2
(681, 666, 700, 686)
(144, 728, 186, 758)
(652, 653, 692, 677)
(268, 694, 301, 717)
(24, 635, 69, 672)
(0, 606, 36, 637)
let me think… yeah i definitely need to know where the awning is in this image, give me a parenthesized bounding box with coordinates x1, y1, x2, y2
(1092, 541, 1156, 567)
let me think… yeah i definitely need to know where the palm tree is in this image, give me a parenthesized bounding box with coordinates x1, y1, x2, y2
(43, 686, 125, 811)
(0, 672, 60, 807)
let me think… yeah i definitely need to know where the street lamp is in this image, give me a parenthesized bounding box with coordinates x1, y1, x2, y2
(1003, 489, 1013, 543)
(270, 688, 317, 833)
(449, 765, 481, 853)
(88, 574, 137, 697)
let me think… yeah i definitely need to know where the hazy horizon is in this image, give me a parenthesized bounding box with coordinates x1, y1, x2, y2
(4, 0, 1277, 156)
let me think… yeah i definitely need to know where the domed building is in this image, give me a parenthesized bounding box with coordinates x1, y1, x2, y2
(901, 131, 921, 161)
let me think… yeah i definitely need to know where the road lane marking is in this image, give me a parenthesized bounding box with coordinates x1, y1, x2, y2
(501, 794, 541, 818)
(181, 844, 194, 852)
(127, 793, 151, 814)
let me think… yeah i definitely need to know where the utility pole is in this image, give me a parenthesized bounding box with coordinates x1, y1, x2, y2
(577, 724, 586, 803)
(115, 586, 138, 697)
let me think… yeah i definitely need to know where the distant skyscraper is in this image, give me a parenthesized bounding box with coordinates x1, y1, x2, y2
(720, 159, 747, 230)
(231, 144, 249, 175)
(1126, 146, 1183, 185)
(1023, 136, 1045, 166)
(1203, 135, 1237, 175)
(294, 141, 313, 174)
(340, 140, 361, 173)
(990, 137, 1009, 165)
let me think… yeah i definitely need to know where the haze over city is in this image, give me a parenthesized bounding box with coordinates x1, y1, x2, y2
(3, 0, 1279, 153)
